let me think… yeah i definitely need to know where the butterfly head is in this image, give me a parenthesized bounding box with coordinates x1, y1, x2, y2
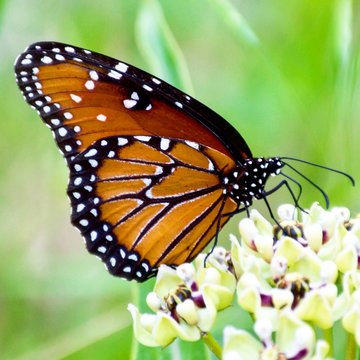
(225, 157, 284, 207)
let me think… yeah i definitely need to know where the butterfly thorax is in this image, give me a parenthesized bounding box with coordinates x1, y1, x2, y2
(224, 157, 284, 207)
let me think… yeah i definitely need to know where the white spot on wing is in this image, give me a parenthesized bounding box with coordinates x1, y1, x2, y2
(142, 84, 153, 92)
(73, 192, 81, 199)
(77, 203, 85, 212)
(84, 148, 97, 157)
(41, 56, 52, 64)
(89, 159, 98, 167)
(21, 59, 32, 65)
(152, 77, 161, 84)
(208, 161, 215, 171)
(70, 93, 82, 103)
(55, 54, 65, 61)
(128, 254, 138, 261)
(160, 138, 170, 150)
(96, 114, 107, 122)
(175, 101, 183, 108)
(131, 92, 139, 100)
(185, 140, 200, 150)
(98, 246, 106, 253)
(108, 70, 122, 80)
(74, 177, 82, 186)
(135, 136, 151, 142)
(85, 80, 95, 90)
(89, 70, 99, 81)
(123, 99, 137, 109)
(118, 137, 128, 146)
(58, 127, 67, 137)
(64, 112, 73, 120)
(145, 189, 153, 198)
(115, 62, 128, 72)
(65, 46, 75, 53)
(79, 219, 89, 226)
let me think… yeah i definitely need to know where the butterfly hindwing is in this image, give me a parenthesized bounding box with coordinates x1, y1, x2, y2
(67, 136, 237, 281)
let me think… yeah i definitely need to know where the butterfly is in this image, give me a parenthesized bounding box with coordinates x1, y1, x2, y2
(14, 42, 354, 282)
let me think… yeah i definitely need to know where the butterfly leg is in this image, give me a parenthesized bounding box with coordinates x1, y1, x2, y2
(262, 179, 306, 214)
(203, 197, 228, 267)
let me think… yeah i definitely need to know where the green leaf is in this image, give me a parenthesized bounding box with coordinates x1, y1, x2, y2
(135, 0, 194, 93)
(207, 0, 260, 47)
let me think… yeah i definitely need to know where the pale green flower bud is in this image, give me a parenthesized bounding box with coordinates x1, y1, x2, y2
(254, 234, 274, 262)
(277, 204, 298, 221)
(304, 223, 323, 252)
(336, 244, 357, 273)
(223, 326, 263, 360)
(239, 217, 258, 250)
(271, 288, 294, 309)
(254, 318, 273, 346)
(176, 263, 195, 283)
(342, 289, 360, 344)
(270, 256, 288, 278)
(319, 260, 338, 284)
(311, 340, 330, 360)
(146, 292, 162, 312)
(273, 237, 305, 266)
(176, 299, 199, 326)
(295, 291, 333, 329)
(332, 206, 351, 222)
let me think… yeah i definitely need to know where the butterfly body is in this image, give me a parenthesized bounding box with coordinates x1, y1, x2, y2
(15, 42, 284, 281)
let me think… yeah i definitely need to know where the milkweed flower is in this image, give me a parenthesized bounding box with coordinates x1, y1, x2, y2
(128, 250, 236, 347)
(129, 203, 360, 359)
(222, 312, 322, 360)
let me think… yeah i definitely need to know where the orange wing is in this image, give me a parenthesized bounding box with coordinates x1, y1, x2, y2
(68, 136, 238, 281)
(14, 42, 251, 282)
(14, 42, 252, 164)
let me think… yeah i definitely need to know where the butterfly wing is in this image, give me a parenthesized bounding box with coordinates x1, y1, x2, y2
(14, 41, 246, 281)
(68, 136, 237, 281)
(14, 41, 252, 164)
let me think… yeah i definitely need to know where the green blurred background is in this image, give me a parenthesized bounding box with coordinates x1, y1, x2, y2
(1, 0, 359, 359)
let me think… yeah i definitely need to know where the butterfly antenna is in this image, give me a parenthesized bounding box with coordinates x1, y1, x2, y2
(280, 171, 303, 203)
(281, 161, 330, 208)
(280, 156, 355, 186)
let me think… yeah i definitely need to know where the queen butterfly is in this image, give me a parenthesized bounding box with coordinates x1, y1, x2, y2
(14, 42, 354, 282)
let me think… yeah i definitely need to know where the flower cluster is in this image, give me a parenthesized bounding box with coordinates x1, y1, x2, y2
(128, 203, 360, 359)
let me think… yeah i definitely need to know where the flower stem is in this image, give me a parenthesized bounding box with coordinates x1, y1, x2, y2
(323, 328, 333, 358)
(202, 332, 222, 359)
(345, 333, 357, 360)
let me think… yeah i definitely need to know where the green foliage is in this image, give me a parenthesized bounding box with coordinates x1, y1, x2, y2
(1, 0, 359, 359)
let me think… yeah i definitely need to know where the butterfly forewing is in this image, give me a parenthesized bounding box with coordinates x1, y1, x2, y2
(68, 136, 237, 281)
(15, 42, 252, 163)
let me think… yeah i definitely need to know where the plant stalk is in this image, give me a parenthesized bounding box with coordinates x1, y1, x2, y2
(202, 332, 222, 359)
(345, 333, 357, 360)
